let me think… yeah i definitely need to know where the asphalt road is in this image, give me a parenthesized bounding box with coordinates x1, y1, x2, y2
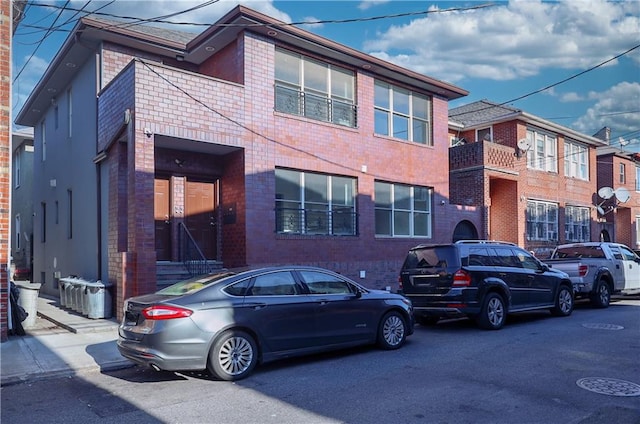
(2, 297, 639, 424)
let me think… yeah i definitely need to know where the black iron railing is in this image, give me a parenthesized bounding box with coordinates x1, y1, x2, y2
(178, 222, 215, 276)
(275, 207, 357, 236)
(275, 85, 357, 128)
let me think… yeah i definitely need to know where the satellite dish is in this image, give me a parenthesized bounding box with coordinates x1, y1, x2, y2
(614, 187, 631, 203)
(517, 138, 532, 151)
(597, 187, 615, 200)
(596, 206, 605, 215)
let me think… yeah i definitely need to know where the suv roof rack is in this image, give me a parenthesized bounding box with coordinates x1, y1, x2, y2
(454, 240, 517, 246)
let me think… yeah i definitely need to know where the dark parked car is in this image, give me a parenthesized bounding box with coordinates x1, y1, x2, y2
(398, 241, 574, 330)
(118, 266, 414, 381)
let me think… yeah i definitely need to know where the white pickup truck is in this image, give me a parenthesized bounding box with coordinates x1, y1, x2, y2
(544, 242, 640, 308)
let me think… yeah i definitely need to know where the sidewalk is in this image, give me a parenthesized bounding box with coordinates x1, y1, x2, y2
(1, 296, 134, 386)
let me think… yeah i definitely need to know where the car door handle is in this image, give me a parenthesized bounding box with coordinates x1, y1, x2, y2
(318, 299, 330, 305)
(252, 303, 267, 310)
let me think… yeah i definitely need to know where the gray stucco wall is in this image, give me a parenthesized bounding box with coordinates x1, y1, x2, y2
(32, 55, 100, 296)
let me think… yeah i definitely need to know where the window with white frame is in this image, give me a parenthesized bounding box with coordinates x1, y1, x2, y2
(374, 81, 431, 145)
(41, 121, 46, 161)
(619, 163, 626, 184)
(274, 49, 356, 127)
(275, 168, 357, 235)
(526, 128, 557, 172)
(477, 127, 492, 142)
(526, 200, 558, 241)
(15, 214, 21, 250)
(375, 181, 432, 237)
(14, 148, 20, 188)
(636, 166, 640, 192)
(564, 141, 589, 180)
(67, 88, 72, 138)
(565, 206, 590, 242)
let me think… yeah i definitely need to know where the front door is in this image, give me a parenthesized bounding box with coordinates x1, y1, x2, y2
(186, 181, 217, 259)
(154, 178, 171, 261)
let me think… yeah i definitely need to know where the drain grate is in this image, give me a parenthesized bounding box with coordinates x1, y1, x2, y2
(581, 323, 624, 330)
(577, 378, 640, 397)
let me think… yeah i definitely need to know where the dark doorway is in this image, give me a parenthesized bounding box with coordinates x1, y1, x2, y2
(154, 178, 171, 261)
(186, 181, 217, 259)
(453, 220, 479, 242)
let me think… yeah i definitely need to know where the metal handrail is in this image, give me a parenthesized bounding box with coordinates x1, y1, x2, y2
(178, 222, 214, 276)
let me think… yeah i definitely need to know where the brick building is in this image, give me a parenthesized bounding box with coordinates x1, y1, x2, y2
(15, 6, 482, 320)
(448, 100, 608, 257)
(595, 141, 640, 250)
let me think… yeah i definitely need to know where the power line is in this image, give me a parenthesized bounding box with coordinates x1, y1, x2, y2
(450, 44, 640, 118)
(25, 2, 496, 29)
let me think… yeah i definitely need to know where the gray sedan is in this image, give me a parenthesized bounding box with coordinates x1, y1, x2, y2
(117, 266, 414, 381)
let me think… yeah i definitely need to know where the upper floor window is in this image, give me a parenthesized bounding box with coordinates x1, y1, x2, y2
(526, 200, 558, 241)
(619, 163, 626, 184)
(565, 206, 590, 242)
(275, 168, 357, 236)
(526, 129, 557, 172)
(67, 88, 73, 138)
(636, 166, 640, 192)
(41, 121, 46, 162)
(374, 81, 431, 145)
(375, 181, 432, 237)
(14, 149, 21, 188)
(274, 49, 356, 127)
(477, 127, 492, 142)
(564, 141, 588, 180)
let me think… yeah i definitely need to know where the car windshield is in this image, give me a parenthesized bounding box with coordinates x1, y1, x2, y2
(156, 272, 236, 295)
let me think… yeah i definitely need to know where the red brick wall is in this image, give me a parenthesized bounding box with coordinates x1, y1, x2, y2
(1, 0, 11, 341)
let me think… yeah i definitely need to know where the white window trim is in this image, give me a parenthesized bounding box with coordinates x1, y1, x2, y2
(526, 128, 557, 173)
(374, 81, 431, 145)
(374, 181, 432, 238)
(526, 199, 558, 241)
(565, 205, 590, 242)
(564, 140, 589, 180)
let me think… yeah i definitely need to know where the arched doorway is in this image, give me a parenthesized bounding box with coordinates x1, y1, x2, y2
(453, 220, 479, 242)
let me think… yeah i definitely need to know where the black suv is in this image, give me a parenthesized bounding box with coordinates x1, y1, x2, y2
(398, 241, 574, 330)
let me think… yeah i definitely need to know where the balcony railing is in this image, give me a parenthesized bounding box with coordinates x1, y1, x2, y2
(449, 139, 519, 173)
(276, 207, 357, 236)
(275, 85, 357, 128)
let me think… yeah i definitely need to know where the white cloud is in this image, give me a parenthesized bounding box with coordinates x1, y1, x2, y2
(299, 16, 324, 29)
(362, 0, 640, 83)
(572, 82, 640, 136)
(358, 0, 391, 11)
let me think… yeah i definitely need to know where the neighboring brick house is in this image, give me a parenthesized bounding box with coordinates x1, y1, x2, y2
(448, 100, 607, 257)
(594, 138, 640, 250)
(15, 6, 478, 319)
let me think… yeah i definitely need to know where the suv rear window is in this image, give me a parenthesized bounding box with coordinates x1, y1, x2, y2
(403, 246, 458, 269)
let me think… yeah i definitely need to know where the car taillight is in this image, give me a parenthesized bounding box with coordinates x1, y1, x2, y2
(578, 265, 588, 277)
(142, 305, 193, 320)
(398, 275, 403, 291)
(452, 269, 471, 287)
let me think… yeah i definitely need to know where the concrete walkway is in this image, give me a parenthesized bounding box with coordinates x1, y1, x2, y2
(1, 296, 134, 386)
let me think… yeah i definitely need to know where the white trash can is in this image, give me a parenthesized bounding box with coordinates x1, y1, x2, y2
(16, 282, 42, 329)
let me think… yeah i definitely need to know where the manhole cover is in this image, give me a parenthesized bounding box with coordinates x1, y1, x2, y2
(582, 323, 624, 330)
(576, 378, 640, 397)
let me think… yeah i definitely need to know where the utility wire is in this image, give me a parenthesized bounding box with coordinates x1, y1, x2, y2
(450, 44, 640, 118)
(23, 2, 496, 29)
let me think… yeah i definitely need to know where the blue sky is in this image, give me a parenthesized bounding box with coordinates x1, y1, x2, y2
(11, 0, 640, 151)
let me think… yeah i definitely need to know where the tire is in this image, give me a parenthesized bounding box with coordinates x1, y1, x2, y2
(415, 315, 439, 326)
(377, 311, 407, 350)
(476, 293, 506, 330)
(208, 330, 258, 381)
(551, 285, 574, 317)
(590, 280, 611, 309)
